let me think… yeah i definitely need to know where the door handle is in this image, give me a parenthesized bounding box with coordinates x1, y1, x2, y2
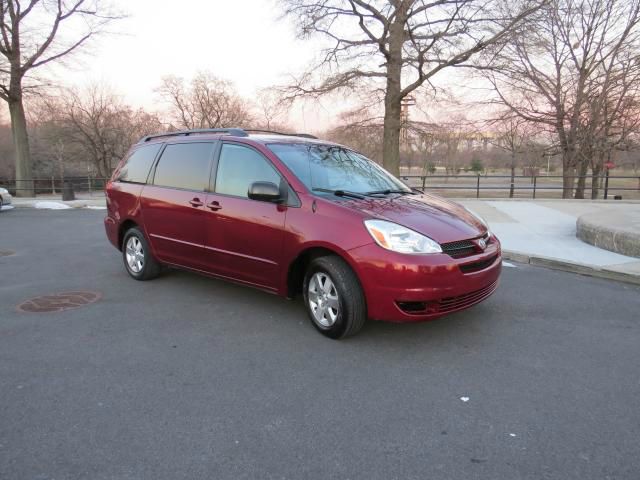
(207, 201, 222, 211)
(189, 198, 204, 207)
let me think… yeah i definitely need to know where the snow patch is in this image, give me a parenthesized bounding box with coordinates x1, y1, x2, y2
(460, 396, 470, 402)
(85, 206, 106, 210)
(502, 261, 516, 268)
(34, 201, 71, 210)
(0, 205, 14, 211)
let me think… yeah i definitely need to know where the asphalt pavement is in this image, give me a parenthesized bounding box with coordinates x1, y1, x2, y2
(1, 209, 639, 480)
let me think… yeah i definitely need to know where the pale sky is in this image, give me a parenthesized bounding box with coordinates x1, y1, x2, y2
(15, 0, 480, 131)
(55, 0, 338, 130)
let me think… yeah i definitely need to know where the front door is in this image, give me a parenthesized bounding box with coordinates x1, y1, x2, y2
(204, 143, 288, 289)
(141, 141, 216, 270)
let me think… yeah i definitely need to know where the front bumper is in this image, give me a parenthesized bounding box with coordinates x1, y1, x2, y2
(348, 238, 502, 322)
(1, 192, 12, 205)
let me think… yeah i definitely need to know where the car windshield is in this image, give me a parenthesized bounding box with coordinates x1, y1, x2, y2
(268, 143, 411, 195)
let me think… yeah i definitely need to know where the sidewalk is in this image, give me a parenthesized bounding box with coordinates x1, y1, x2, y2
(459, 199, 640, 284)
(5, 194, 639, 284)
(8, 193, 106, 209)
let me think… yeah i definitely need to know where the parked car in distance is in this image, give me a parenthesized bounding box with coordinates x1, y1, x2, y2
(0, 187, 12, 210)
(104, 128, 501, 338)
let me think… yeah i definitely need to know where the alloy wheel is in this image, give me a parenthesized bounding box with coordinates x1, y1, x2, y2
(125, 236, 145, 273)
(308, 272, 340, 327)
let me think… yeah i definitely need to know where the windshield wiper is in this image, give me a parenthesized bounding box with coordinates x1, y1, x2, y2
(364, 189, 415, 196)
(312, 188, 366, 200)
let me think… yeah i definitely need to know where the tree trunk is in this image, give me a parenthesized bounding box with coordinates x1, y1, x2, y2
(509, 151, 516, 198)
(574, 159, 589, 199)
(591, 165, 602, 199)
(97, 153, 109, 179)
(9, 97, 34, 197)
(561, 147, 577, 199)
(562, 160, 576, 199)
(590, 150, 607, 199)
(557, 122, 582, 199)
(382, 96, 402, 176)
(381, 5, 407, 177)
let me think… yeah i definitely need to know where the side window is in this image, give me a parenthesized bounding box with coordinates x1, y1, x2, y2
(215, 144, 281, 198)
(117, 144, 161, 184)
(153, 142, 215, 191)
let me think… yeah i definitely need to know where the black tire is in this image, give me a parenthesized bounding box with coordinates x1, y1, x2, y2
(302, 255, 367, 339)
(122, 227, 162, 281)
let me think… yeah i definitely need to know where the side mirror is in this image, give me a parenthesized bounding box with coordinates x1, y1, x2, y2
(248, 181, 284, 203)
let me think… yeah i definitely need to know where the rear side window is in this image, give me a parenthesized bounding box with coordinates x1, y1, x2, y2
(153, 142, 215, 191)
(117, 144, 162, 183)
(215, 144, 281, 198)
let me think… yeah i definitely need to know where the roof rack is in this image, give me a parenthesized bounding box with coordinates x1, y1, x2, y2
(244, 129, 318, 139)
(139, 128, 319, 143)
(140, 128, 249, 143)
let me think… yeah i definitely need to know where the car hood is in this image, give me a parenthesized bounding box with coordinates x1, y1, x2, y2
(339, 192, 486, 244)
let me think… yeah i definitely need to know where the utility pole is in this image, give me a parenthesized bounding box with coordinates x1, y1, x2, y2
(400, 96, 416, 146)
(400, 96, 416, 173)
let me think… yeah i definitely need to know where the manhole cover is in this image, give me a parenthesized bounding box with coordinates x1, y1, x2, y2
(0, 249, 15, 257)
(17, 291, 102, 313)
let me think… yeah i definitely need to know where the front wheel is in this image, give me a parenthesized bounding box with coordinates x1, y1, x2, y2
(303, 256, 366, 339)
(122, 227, 161, 281)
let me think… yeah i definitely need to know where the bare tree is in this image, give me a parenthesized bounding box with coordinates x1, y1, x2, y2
(35, 85, 164, 177)
(486, 0, 640, 198)
(490, 114, 539, 197)
(0, 0, 119, 196)
(435, 123, 467, 175)
(279, 0, 545, 176)
(576, 50, 640, 198)
(158, 72, 253, 130)
(255, 88, 290, 130)
(412, 129, 437, 176)
(324, 105, 385, 161)
(0, 122, 14, 177)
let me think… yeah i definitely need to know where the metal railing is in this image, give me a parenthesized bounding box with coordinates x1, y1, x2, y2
(0, 176, 108, 196)
(400, 174, 640, 199)
(1, 174, 639, 200)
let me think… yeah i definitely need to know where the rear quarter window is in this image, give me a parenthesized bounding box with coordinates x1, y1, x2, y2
(117, 144, 162, 184)
(153, 142, 215, 191)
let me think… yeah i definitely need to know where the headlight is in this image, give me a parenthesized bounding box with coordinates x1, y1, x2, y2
(364, 219, 442, 254)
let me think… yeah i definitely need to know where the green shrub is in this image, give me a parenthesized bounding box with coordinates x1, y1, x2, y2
(470, 158, 484, 173)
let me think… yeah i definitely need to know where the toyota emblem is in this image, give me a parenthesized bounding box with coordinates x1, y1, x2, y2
(478, 239, 486, 250)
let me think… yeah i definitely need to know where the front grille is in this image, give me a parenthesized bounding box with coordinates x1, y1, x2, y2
(395, 279, 499, 315)
(441, 233, 490, 259)
(459, 254, 499, 274)
(441, 239, 476, 258)
(438, 280, 498, 313)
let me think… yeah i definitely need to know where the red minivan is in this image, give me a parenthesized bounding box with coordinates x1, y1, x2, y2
(104, 128, 501, 338)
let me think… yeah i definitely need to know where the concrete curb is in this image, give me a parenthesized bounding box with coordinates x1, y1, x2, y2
(10, 200, 106, 209)
(502, 250, 640, 286)
(576, 211, 640, 258)
(457, 198, 640, 204)
(6, 199, 639, 286)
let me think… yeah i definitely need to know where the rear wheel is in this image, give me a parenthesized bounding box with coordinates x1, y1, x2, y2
(122, 227, 161, 281)
(303, 255, 366, 339)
